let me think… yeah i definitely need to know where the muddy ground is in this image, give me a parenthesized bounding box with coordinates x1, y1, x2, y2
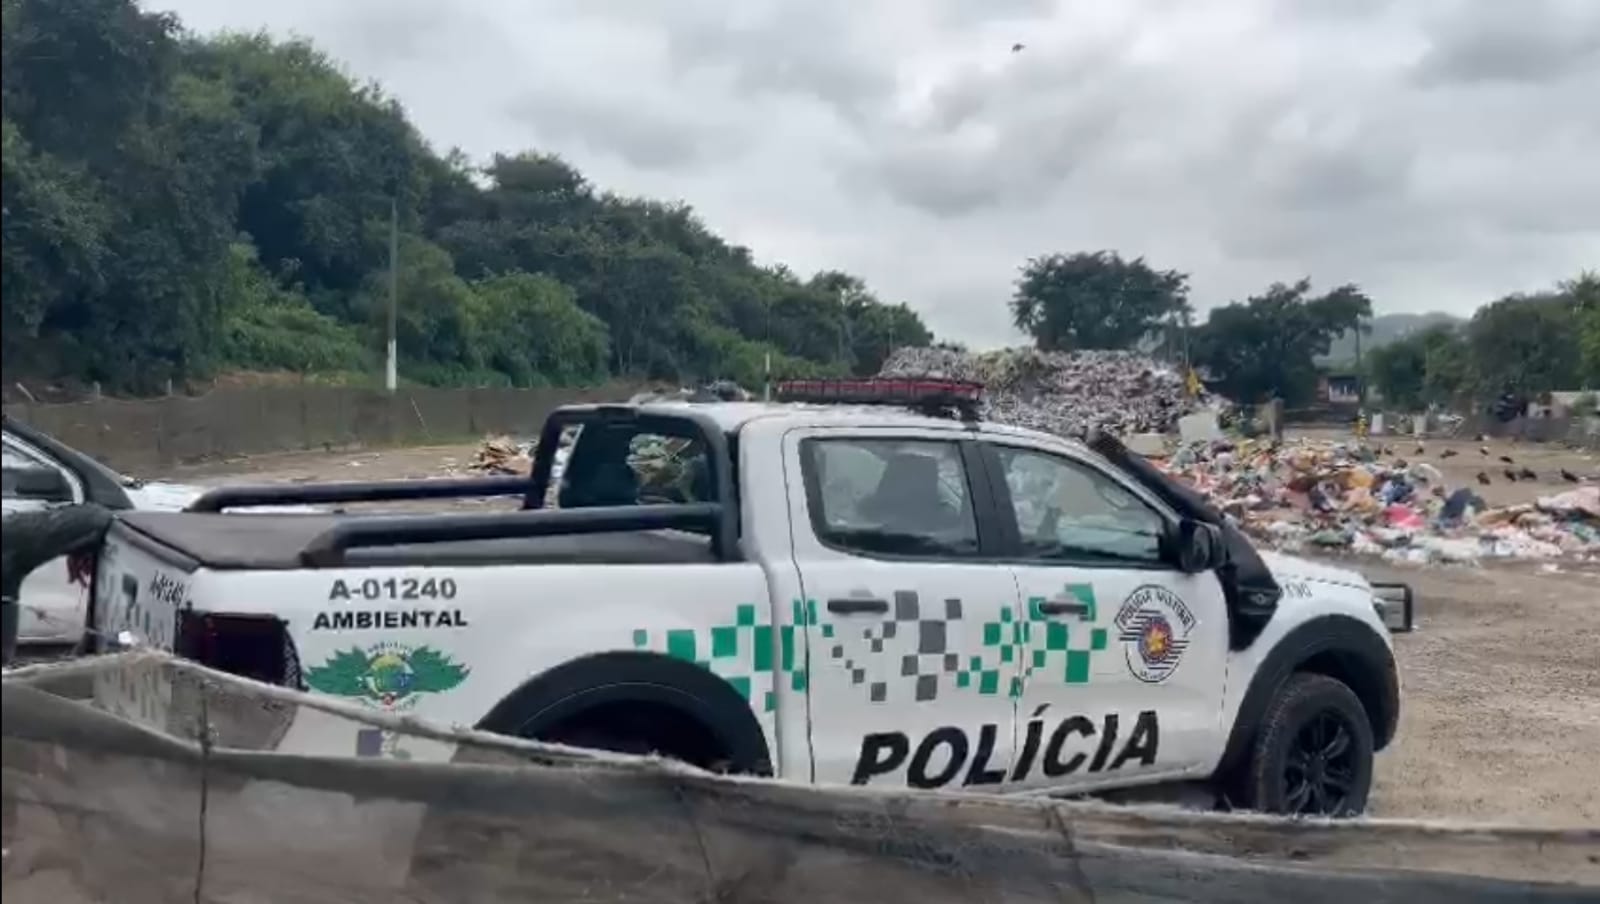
(150, 432, 1600, 827)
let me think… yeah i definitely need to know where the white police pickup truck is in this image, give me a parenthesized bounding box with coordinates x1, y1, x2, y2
(90, 379, 1413, 816)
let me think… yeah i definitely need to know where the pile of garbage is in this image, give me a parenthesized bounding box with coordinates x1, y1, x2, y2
(467, 436, 534, 475)
(877, 346, 1210, 437)
(1162, 439, 1600, 565)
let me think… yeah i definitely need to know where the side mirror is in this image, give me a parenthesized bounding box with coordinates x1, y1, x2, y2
(3, 466, 74, 503)
(1371, 582, 1416, 633)
(1171, 518, 1226, 574)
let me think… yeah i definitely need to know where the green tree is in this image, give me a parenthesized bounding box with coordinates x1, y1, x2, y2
(1009, 251, 1191, 351)
(1366, 324, 1470, 409)
(1466, 291, 1584, 397)
(0, 0, 933, 393)
(1192, 279, 1372, 405)
(183, 34, 430, 302)
(354, 236, 487, 385)
(469, 272, 610, 386)
(1, 0, 259, 391)
(219, 242, 372, 375)
(0, 119, 113, 376)
(1565, 271, 1600, 387)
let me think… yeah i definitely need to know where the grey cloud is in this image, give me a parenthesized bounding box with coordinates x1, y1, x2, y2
(1271, 0, 1393, 23)
(321, 1, 506, 68)
(853, 42, 1139, 215)
(929, 0, 1059, 29)
(549, 0, 899, 126)
(1414, 1, 1600, 85)
(504, 92, 729, 172)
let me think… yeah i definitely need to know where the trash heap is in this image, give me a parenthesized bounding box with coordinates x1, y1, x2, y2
(1161, 439, 1600, 565)
(467, 436, 534, 475)
(877, 346, 1209, 437)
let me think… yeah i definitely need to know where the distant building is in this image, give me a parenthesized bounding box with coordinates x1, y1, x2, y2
(1318, 374, 1361, 406)
(1527, 391, 1599, 419)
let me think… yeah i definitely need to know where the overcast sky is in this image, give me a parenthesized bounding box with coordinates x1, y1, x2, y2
(153, 0, 1599, 348)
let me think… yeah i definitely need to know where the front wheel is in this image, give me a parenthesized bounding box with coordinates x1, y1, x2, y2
(1236, 672, 1375, 817)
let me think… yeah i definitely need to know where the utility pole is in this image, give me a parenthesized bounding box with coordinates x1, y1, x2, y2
(1353, 318, 1365, 405)
(385, 197, 398, 392)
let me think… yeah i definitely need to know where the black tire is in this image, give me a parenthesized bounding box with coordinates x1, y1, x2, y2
(1237, 672, 1375, 817)
(534, 701, 738, 774)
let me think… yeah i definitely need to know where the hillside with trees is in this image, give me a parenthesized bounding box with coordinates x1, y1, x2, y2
(1366, 274, 1600, 410)
(1320, 312, 1462, 367)
(0, 0, 931, 396)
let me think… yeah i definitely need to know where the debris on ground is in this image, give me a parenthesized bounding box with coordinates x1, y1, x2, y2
(463, 430, 703, 500)
(1160, 439, 1600, 565)
(877, 346, 1214, 437)
(467, 435, 533, 475)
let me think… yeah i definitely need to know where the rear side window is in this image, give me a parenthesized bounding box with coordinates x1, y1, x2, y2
(554, 423, 714, 509)
(800, 437, 978, 558)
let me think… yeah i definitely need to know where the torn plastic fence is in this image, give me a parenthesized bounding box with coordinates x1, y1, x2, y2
(4, 654, 1597, 904)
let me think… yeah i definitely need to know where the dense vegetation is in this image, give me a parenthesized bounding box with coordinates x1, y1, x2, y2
(0, 0, 931, 395)
(1365, 274, 1600, 410)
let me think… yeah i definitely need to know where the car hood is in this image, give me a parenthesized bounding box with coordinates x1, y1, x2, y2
(1258, 550, 1371, 591)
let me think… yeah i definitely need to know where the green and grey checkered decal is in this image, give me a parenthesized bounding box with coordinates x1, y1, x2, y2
(630, 602, 806, 713)
(1018, 585, 1109, 691)
(625, 585, 1111, 714)
(819, 585, 1110, 705)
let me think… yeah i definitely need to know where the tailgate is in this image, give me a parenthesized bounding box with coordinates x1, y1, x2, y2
(91, 521, 198, 730)
(93, 520, 195, 653)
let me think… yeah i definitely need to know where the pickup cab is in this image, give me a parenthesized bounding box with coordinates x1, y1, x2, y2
(90, 379, 1413, 816)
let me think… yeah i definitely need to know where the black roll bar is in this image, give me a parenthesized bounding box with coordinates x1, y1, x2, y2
(185, 476, 536, 512)
(297, 503, 722, 567)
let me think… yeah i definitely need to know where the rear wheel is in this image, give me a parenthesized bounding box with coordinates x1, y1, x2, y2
(533, 701, 739, 774)
(1235, 672, 1374, 817)
(404, 701, 739, 895)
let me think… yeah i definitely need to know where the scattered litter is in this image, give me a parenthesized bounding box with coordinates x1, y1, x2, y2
(468, 436, 533, 476)
(878, 346, 1216, 437)
(1159, 439, 1600, 565)
(1123, 433, 1169, 457)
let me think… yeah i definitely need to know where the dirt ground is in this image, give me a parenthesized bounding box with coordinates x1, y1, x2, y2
(147, 431, 1600, 828)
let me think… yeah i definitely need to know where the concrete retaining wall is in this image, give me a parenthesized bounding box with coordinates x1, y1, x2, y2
(3, 384, 645, 472)
(2, 655, 1596, 903)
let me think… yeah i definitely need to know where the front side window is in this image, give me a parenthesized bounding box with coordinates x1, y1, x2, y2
(993, 446, 1166, 565)
(801, 437, 978, 557)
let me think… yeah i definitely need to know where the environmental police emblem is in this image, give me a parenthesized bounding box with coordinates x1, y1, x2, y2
(305, 643, 469, 709)
(1114, 585, 1196, 684)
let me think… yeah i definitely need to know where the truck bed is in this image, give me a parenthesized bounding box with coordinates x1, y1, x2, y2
(117, 511, 717, 570)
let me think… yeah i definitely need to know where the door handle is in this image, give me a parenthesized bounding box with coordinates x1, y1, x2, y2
(827, 597, 889, 615)
(1038, 601, 1090, 618)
